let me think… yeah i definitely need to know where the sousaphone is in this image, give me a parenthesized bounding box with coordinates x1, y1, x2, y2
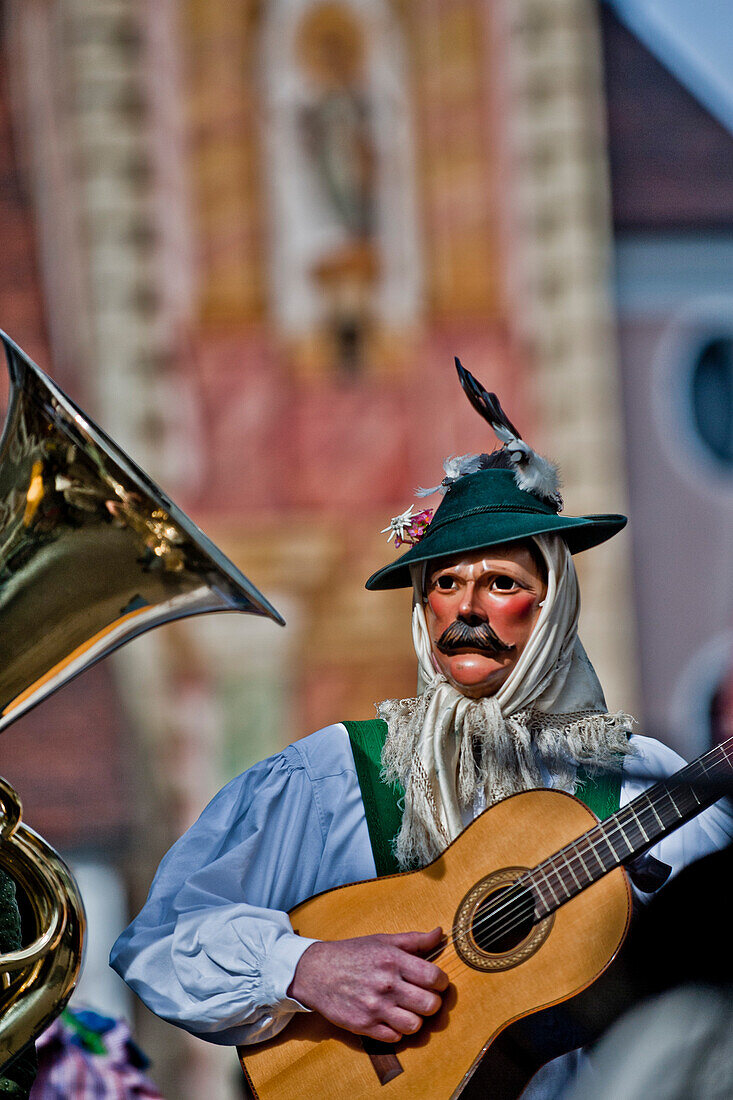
(0, 330, 284, 1070)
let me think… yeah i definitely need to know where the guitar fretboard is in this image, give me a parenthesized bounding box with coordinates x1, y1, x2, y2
(527, 736, 733, 919)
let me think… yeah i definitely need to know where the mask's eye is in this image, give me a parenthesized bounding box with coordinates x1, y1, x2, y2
(436, 575, 456, 590)
(492, 574, 517, 591)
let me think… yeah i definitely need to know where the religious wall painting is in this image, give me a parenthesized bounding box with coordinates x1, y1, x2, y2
(261, 0, 421, 380)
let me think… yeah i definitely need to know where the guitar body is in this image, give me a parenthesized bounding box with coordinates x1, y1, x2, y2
(239, 788, 632, 1100)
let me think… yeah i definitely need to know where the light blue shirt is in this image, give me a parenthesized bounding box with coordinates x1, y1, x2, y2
(110, 725, 733, 1054)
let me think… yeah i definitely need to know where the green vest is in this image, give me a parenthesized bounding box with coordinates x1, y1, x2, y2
(344, 718, 622, 876)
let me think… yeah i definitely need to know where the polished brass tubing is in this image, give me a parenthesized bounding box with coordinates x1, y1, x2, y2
(0, 797, 85, 1066)
(0, 329, 283, 1069)
(0, 780, 66, 973)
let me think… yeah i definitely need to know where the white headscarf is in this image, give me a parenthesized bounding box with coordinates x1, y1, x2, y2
(379, 534, 633, 869)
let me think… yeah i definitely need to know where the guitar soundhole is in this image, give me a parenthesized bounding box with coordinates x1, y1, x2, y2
(454, 866, 554, 972)
(472, 884, 535, 954)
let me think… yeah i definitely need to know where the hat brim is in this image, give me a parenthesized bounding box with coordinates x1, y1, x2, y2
(366, 512, 627, 590)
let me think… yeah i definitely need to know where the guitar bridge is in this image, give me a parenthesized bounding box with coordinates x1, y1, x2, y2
(361, 1037, 404, 1085)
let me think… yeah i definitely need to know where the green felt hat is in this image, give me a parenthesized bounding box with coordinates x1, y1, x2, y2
(365, 468, 626, 591)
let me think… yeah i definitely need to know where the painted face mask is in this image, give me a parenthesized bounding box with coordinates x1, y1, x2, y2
(424, 543, 547, 699)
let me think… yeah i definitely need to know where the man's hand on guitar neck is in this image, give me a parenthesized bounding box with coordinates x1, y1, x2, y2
(287, 927, 449, 1043)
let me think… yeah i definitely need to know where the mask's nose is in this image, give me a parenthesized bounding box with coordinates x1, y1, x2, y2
(457, 582, 488, 627)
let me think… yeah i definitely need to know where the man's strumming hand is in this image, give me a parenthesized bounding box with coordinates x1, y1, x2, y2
(287, 927, 448, 1043)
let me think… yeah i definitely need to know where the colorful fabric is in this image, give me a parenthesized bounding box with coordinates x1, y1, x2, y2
(30, 1008, 162, 1100)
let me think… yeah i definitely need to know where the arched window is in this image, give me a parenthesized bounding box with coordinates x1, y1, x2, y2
(652, 303, 733, 492)
(690, 336, 733, 467)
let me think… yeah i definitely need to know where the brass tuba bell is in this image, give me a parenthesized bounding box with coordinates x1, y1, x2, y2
(0, 330, 284, 1070)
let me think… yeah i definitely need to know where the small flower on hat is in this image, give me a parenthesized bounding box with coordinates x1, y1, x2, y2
(381, 505, 434, 548)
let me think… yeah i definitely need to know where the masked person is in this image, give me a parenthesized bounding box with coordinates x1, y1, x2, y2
(111, 365, 733, 1098)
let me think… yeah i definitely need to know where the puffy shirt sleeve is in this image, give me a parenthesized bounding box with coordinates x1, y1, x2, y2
(110, 743, 333, 1046)
(623, 735, 733, 884)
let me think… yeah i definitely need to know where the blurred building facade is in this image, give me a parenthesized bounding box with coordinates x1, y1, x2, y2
(4, 0, 728, 1096)
(601, 2, 733, 758)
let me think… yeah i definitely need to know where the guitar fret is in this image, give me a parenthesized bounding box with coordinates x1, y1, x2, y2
(613, 812, 644, 853)
(561, 852, 583, 891)
(562, 825, 627, 894)
(597, 822, 630, 863)
(581, 836, 607, 871)
(581, 835, 607, 875)
(549, 861, 573, 900)
(656, 784, 683, 824)
(533, 826, 625, 916)
(667, 783, 701, 818)
(533, 893, 550, 919)
(615, 771, 712, 856)
(572, 845, 593, 879)
(615, 826, 635, 855)
(639, 800, 667, 841)
(631, 806, 650, 842)
(532, 863, 562, 916)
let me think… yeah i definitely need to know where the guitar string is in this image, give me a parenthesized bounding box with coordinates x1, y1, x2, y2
(450, 744, 730, 958)
(429, 795, 672, 974)
(423, 882, 540, 983)
(402, 783, 726, 998)
(397, 835, 711, 990)
(422, 838, 602, 965)
(420, 812, 630, 969)
(428, 817, 715, 985)
(427, 845, 622, 983)
(336, 754, 732, 1029)
(440, 883, 533, 972)
(383, 748, 732, 995)
(416, 754, 728, 975)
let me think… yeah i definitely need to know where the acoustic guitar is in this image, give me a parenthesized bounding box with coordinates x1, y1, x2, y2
(239, 735, 732, 1099)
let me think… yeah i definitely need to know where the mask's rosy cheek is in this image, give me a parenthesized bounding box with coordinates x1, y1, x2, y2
(426, 590, 453, 622)
(488, 591, 540, 634)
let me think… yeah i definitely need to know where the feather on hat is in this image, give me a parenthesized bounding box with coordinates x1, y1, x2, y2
(367, 360, 626, 591)
(417, 361, 563, 508)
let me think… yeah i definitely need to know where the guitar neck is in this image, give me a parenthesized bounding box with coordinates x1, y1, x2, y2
(529, 735, 733, 919)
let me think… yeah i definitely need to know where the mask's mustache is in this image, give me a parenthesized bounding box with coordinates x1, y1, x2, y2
(435, 619, 515, 657)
